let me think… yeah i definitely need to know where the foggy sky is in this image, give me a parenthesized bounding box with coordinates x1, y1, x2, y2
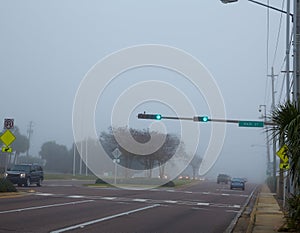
(0, 1, 287, 182)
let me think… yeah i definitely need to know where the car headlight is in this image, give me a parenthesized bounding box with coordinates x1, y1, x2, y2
(20, 173, 26, 178)
(4, 172, 8, 178)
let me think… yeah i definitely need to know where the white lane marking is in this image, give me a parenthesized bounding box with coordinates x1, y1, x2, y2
(232, 205, 241, 208)
(184, 191, 193, 194)
(164, 200, 178, 204)
(221, 193, 230, 196)
(51, 204, 160, 233)
(202, 192, 210, 195)
(0, 200, 94, 214)
(101, 197, 116, 200)
(68, 195, 85, 198)
(197, 202, 210, 206)
(226, 210, 240, 213)
(36, 193, 54, 196)
(133, 199, 147, 202)
(166, 189, 175, 192)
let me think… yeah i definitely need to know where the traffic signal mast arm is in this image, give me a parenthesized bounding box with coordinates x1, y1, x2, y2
(137, 113, 275, 127)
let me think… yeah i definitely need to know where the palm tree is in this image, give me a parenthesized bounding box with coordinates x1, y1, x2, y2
(271, 101, 300, 190)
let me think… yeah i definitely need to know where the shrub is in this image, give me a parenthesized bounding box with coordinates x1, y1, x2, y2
(0, 179, 17, 192)
(286, 194, 300, 231)
(95, 178, 108, 184)
(161, 181, 175, 187)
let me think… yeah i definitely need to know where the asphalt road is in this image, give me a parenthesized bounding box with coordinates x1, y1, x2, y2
(0, 179, 257, 233)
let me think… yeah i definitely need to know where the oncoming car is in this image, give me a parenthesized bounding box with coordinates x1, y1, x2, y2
(178, 174, 190, 180)
(230, 178, 245, 190)
(4, 164, 44, 187)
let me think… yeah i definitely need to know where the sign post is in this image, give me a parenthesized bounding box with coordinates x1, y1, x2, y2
(112, 148, 122, 185)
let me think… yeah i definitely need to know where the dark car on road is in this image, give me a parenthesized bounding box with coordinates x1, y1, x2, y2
(217, 174, 231, 184)
(4, 164, 44, 187)
(230, 178, 245, 190)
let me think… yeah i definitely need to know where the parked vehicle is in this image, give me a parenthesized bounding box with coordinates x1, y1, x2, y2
(4, 164, 44, 187)
(230, 178, 245, 190)
(217, 174, 231, 184)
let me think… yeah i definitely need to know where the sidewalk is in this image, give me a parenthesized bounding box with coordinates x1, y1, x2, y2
(250, 184, 286, 233)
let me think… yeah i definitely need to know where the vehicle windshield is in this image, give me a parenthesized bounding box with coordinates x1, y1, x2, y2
(231, 178, 243, 182)
(10, 165, 30, 172)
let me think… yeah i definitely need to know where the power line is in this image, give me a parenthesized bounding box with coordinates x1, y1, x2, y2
(271, 0, 285, 67)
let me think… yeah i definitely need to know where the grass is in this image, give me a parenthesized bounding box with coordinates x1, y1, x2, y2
(44, 173, 97, 180)
(91, 177, 197, 189)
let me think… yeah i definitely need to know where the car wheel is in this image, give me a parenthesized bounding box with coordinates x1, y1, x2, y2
(24, 178, 30, 187)
(37, 178, 42, 187)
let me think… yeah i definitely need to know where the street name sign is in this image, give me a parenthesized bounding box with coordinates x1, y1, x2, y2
(238, 121, 264, 127)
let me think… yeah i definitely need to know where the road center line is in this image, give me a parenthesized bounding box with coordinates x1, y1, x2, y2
(0, 200, 94, 214)
(51, 204, 160, 233)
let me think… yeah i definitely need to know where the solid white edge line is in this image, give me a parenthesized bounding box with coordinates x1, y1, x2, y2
(51, 204, 160, 233)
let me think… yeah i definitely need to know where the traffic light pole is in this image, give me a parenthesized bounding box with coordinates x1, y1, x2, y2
(161, 116, 193, 121)
(138, 113, 275, 126)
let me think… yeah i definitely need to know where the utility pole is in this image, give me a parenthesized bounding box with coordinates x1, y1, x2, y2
(26, 121, 33, 158)
(259, 105, 271, 171)
(268, 67, 278, 193)
(294, 0, 300, 106)
(286, 0, 291, 102)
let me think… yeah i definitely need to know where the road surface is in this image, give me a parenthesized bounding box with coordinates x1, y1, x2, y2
(0, 179, 257, 233)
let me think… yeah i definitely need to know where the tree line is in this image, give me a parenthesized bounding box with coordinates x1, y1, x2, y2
(0, 126, 202, 178)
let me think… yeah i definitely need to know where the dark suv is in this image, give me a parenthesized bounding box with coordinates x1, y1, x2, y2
(217, 174, 231, 184)
(4, 164, 44, 187)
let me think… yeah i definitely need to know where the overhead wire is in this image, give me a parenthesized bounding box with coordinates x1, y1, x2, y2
(271, 0, 285, 68)
(265, 0, 293, 107)
(278, 28, 294, 102)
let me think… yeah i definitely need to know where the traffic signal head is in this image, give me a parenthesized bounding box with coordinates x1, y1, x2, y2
(138, 113, 162, 120)
(193, 116, 209, 122)
(200, 116, 209, 122)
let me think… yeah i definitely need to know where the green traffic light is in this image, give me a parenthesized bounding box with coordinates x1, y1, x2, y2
(155, 114, 162, 120)
(202, 116, 208, 122)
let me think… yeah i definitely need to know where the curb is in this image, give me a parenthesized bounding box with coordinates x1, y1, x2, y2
(246, 185, 261, 233)
(0, 189, 35, 199)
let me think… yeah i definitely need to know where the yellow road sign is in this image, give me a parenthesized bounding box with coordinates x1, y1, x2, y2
(280, 162, 290, 170)
(0, 130, 16, 146)
(1, 146, 12, 153)
(276, 144, 289, 163)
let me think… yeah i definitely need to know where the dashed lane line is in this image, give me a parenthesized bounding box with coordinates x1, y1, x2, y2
(0, 200, 94, 214)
